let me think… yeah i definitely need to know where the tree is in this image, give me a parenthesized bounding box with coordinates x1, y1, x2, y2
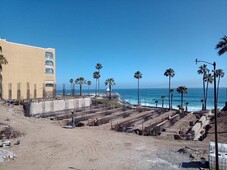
(96, 63, 102, 96)
(134, 71, 142, 105)
(204, 73, 213, 110)
(87, 80, 92, 95)
(69, 79, 74, 96)
(197, 64, 209, 110)
(0, 54, 8, 99)
(93, 71, 100, 96)
(215, 35, 227, 56)
(105, 78, 115, 100)
(164, 68, 175, 110)
(216, 69, 224, 104)
(170, 88, 174, 110)
(75, 77, 86, 96)
(161, 96, 165, 108)
(177, 86, 188, 107)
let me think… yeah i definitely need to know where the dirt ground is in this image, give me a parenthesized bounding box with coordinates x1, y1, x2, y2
(204, 111, 227, 143)
(0, 104, 224, 170)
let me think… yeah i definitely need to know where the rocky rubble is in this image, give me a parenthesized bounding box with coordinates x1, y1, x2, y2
(155, 146, 209, 169)
(0, 149, 17, 163)
(0, 125, 24, 140)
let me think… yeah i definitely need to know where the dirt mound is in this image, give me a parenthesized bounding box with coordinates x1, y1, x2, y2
(217, 112, 227, 137)
(206, 112, 227, 143)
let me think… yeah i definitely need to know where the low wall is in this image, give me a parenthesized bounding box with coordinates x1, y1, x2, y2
(29, 97, 92, 115)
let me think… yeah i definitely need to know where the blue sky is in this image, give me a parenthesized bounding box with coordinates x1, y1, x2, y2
(1, 0, 227, 89)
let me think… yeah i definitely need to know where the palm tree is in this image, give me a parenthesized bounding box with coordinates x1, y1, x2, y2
(164, 68, 175, 110)
(216, 69, 224, 104)
(197, 64, 209, 110)
(72, 83, 75, 96)
(0, 54, 8, 99)
(177, 86, 188, 107)
(185, 101, 189, 112)
(87, 80, 92, 96)
(93, 71, 100, 96)
(105, 78, 115, 100)
(75, 77, 87, 96)
(95, 63, 102, 96)
(134, 71, 142, 105)
(216, 35, 227, 56)
(161, 96, 165, 108)
(204, 73, 213, 110)
(69, 79, 74, 96)
(62, 84, 66, 96)
(170, 88, 174, 109)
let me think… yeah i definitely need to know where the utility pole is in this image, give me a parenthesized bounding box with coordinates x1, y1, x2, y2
(196, 59, 219, 170)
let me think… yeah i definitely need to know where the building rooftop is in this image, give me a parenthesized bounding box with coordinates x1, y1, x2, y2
(0, 38, 55, 51)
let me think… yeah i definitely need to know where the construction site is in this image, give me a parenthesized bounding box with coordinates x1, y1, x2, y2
(25, 97, 215, 142)
(1, 96, 227, 170)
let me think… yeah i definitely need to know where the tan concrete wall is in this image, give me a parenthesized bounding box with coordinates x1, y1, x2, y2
(0, 39, 56, 99)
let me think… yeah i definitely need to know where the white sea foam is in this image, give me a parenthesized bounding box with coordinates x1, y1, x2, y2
(125, 100, 215, 112)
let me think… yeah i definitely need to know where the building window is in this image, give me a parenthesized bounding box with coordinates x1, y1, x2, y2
(45, 52, 53, 59)
(45, 60, 54, 66)
(45, 83, 54, 87)
(45, 68, 54, 74)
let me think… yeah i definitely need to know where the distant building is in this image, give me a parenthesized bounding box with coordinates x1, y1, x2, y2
(0, 39, 56, 100)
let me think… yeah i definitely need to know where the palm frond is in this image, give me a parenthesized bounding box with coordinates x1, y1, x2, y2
(215, 35, 227, 56)
(0, 54, 8, 65)
(218, 46, 227, 56)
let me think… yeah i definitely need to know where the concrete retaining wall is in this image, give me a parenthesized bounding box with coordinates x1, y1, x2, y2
(30, 97, 92, 115)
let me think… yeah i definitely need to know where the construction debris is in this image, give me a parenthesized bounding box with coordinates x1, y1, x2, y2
(177, 146, 209, 169)
(88, 118, 99, 126)
(0, 140, 11, 147)
(0, 149, 17, 163)
(0, 126, 24, 140)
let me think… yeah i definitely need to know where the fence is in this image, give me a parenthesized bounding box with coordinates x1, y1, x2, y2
(209, 142, 227, 170)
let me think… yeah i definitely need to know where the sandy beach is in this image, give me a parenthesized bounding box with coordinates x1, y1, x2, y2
(0, 104, 215, 170)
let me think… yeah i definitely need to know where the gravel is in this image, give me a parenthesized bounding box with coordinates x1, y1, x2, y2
(0, 149, 17, 163)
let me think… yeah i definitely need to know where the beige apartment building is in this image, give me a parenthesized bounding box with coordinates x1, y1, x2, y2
(0, 39, 56, 100)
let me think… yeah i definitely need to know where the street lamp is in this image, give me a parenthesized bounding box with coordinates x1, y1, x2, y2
(195, 59, 219, 170)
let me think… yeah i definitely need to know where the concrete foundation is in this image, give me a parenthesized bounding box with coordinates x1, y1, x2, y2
(29, 97, 92, 116)
(192, 111, 213, 140)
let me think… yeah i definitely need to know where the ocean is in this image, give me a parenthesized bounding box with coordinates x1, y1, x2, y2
(113, 88, 227, 111)
(57, 88, 227, 111)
